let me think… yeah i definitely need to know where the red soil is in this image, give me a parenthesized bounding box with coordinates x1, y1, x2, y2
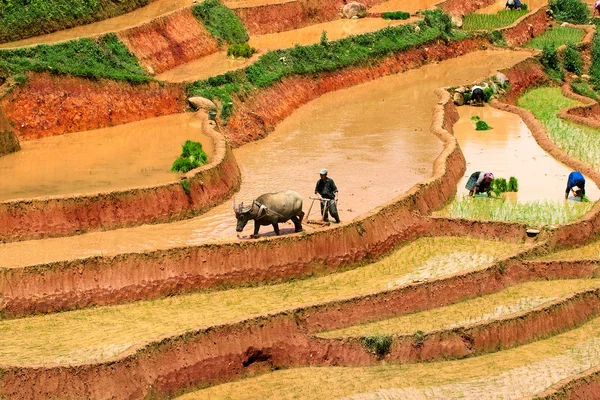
(502, 6, 549, 47)
(1, 73, 186, 140)
(0, 108, 19, 157)
(536, 365, 600, 399)
(117, 8, 220, 74)
(0, 118, 241, 242)
(438, 0, 496, 16)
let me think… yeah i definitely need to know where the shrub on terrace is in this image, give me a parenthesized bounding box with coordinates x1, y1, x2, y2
(563, 43, 582, 75)
(382, 11, 410, 20)
(227, 43, 256, 58)
(590, 33, 600, 89)
(549, 0, 589, 24)
(171, 140, 209, 173)
(0, 33, 150, 83)
(0, 0, 149, 44)
(540, 44, 564, 81)
(192, 0, 249, 45)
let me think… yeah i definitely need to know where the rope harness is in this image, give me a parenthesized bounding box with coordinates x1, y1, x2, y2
(252, 200, 285, 220)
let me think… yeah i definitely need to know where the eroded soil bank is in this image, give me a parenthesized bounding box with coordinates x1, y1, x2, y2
(0, 113, 212, 201)
(0, 49, 532, 267)
(453, 105, 600, 201)
(1, 73, 186, 140)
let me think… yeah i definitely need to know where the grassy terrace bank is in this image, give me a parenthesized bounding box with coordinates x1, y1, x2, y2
(462, 10, 528, 31)
(180, 318, 600, 399)
(540, 235, 600, 259)
(319, 279, 600, 337)
(518, 87, 600, 170)
(436, 197, 593, 225)
(188, 9, 459, 119)
(0, 0, 150, 44)
(526, 25, 585, 49)
(0, 237, 520, 365)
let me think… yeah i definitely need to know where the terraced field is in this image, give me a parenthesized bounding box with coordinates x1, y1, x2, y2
(3, 0, 600, 398)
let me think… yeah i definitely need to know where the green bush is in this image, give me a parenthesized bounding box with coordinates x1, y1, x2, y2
(476, 120, 492, 130)
(549, 0, 589, 24)
(591, 34, 600, 89)
(181, 180, 191, 195)
(483, 87, 495, 102)
(382, 11, 410, 20)
(540, 44, 564, 81)
(192, 0, 249, 45)
(227, 43, 256, 58)
(0, 33, 150, 83)
(571, 79, 600, 101)
(563, 43, 582, 75)
(488, 30, 507, 46)
(463, 92, 472, 102)
(188, 10, 457, 119)
(508, 176, 519, 192)
(360, 335, 393, 356)
(171, 140, 209, 173)
(0, 0, 149, 44)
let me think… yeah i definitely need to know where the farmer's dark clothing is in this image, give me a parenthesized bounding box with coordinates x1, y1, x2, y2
(472, 87, 484, 103)
(566, 171, 586, 195)
(466, 171, 492, 195)
(316, 177, 340, 223)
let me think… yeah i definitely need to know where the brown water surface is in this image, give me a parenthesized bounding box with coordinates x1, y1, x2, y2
(158, 18, 412, 82)
(370, 0, 442, 13)
(0, 0, 196, 49)
(453, 105, 600, 201)
(0, 49, 532, 268)
(0, 113, 213, 201)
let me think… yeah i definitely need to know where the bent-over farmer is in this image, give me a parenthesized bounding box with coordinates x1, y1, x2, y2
(466, 171, 494, 196)
(315, 169, 340, 223)
(471, 85, 485, 105)
(565, 171, 586, 200)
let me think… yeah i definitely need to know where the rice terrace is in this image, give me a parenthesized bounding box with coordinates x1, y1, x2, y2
(7, 0, 600, 398)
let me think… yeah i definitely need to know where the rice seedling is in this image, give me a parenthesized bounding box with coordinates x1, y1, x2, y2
(571, 79, 600, 101)
(438, 196, 593, 225)
(319, 279, 600, 337)
(382, 11, 410, 20)
(462, 10, 528, 31)
(508, 177, 519, 192)
(0, 237, 521, 366)
(517, 87, 600, 170)
(181, 319, 600, 399)
(171, 140, 208, 173)
(549, 0, 589, 24)
(227, 43, 256, 58)
(526, 26, 585, 49)
(476, 120, 492, 130)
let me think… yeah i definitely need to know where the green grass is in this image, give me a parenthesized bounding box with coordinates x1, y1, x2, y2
(382, 11, 411, 20)
(571, 79, 600, 101)
(0, 33, 150, 83)
(0, 0, 149, 44)
(438, 197, 593, 225)
(0, 237, 520, 366)
(517, 87, 600, 170)
(188, 9, 455, 119)
(462, 10, 528, 31)
(526, 26, 585, 49)
(192, 0, 249, 45)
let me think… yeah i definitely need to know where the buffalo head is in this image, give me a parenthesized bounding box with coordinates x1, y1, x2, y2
(233, 200, 253, 232)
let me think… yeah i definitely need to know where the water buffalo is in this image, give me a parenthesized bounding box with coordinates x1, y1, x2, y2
(234, 190, 305, 238)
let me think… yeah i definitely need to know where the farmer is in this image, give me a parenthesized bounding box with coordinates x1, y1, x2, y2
(595, 0, 600, 15)
(466, 171, 494, 196)
(565, 171, 586, 200)
(315, 169, 340, 223)
(471, 85, 485, 105)
(505, 0, 522, 10)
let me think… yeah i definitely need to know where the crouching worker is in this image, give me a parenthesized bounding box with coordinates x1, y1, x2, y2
(466, 171, 494, 196)
(315, 169, 340, 223)
(471, 85, 485, 105)
(565, 171, 586, 201)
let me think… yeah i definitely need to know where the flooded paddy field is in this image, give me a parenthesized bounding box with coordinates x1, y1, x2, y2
(0, 50, 532, 268)
(0, 113, 213, 201)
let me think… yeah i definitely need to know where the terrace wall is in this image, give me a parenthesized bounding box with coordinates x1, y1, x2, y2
(0, 116, 241, 243)
(502, 6, 548, 47)
(0, 107, 19, 157)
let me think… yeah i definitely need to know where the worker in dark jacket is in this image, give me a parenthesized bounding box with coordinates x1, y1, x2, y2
(565, 171, 586, 200)
(466, 171, 494, 196)
(315, 169, 340, 223)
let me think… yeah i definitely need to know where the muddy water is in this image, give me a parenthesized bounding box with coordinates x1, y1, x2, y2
(453, 105, 600, 202)
(370, 0, 442, 13)
(0, 113, 213, 202)
(0, 0, 196, 49)
(475, 0, 547, 13)
(158, 18, 412, 83)
(0, 49, 532, 268)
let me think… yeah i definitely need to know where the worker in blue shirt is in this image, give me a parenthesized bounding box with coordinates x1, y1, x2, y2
(565, 171, 586, 200)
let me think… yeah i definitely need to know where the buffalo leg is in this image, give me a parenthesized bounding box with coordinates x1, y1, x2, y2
(291, 216, 303, 232)
(251, 221, 261, 238)
(298, 210, 305, 223)
(273, 223, 280, 235)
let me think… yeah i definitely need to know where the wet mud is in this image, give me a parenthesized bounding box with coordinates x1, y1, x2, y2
(0, 49, 533, 268)
(156, 51, 259, 83)
(0, 0, 197, 49)
(0, 113, 212, 201)
(453, 105, 600, 201)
